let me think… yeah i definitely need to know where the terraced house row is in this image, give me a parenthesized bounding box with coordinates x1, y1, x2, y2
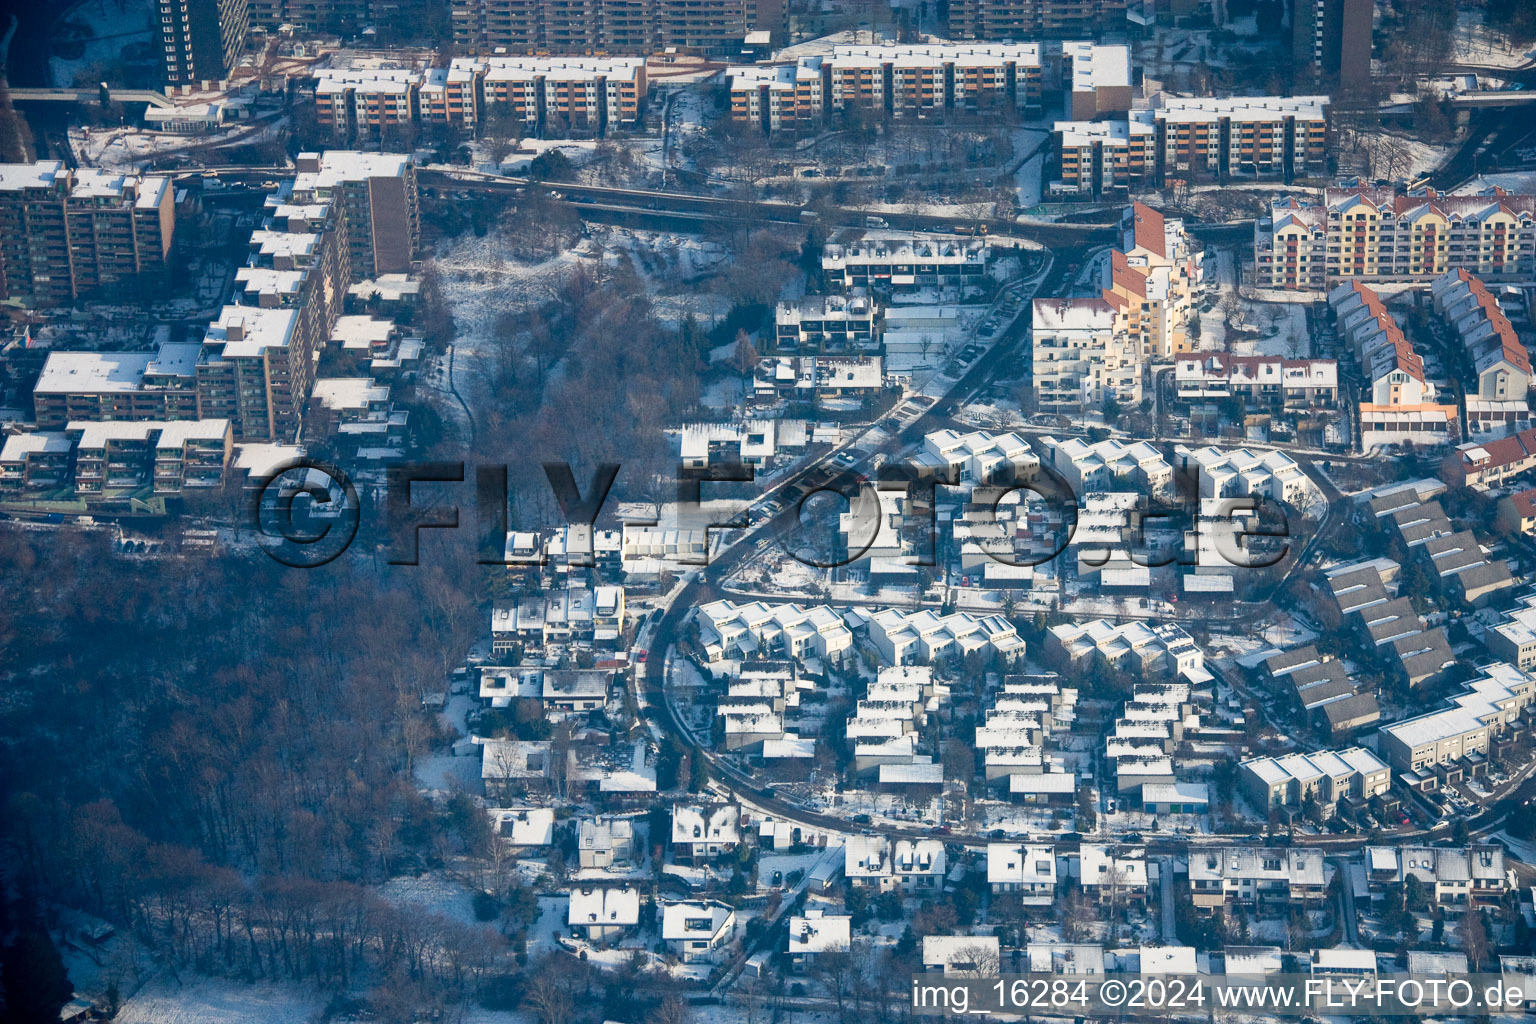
(313, 56, 648, 136)
(727, 42, 1127, 133)
(1256, 185, 1536, 290)
(1053, 94, 1330, 196)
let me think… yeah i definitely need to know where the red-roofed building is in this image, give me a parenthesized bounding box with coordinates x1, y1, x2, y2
(1442, 428, 1536, 488)
(1497, 488, 1536, 535)
(1256, 186, 1536, 290)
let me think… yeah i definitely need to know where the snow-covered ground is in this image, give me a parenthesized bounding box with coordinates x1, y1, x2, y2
(1451, 10, 1536, 69)
(114, 976, 325, 1024)
(377, 870, 485, 925)
(50, 0, 154, 88)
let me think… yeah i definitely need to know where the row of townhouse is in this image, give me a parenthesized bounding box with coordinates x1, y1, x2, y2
(1377, 661, 1534, 786)
(1174, 444, 1310, 505)
(1189, 847, 1328, 910)
(974, 673, 1077, 793)
(1429, 269, 1532, 434)
(1045, 435, 1172, 495)
(1328, 280, 1459, 448)
(1380, 495, 1516, 605)
(1326, 559, 1459, 690)
(448, 0, 785, 56)
(727, 42, 1123, 132)
(1053, 94, 1330, 195)
(694, 599, 855, 665)
(1255, 645, 1380, 739)
(844, 835, 948, 893)
(1256, 186, 1536, 291)
(489, 585, 626, 651)
(1364, 844, 1510, 908)
(1172, 353, 1339, 410)
(1238, 747, 1391, 818)
(863, 606, 1028, 666)
(848, 665, 944, 780)
(772, 294, 882, 354)
(0, 162, 175, 306)
(313, 56, 648, 136)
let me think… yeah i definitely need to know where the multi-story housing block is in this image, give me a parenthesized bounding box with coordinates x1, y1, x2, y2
(290, 151, 419, 279)
(0, 162, 175, 305)
(729, 43, 1063, 131)
(67, 419, 233, 498)
(1031, 297, 1139, 413)
(1144, 95, 1329, 182)
(0, 433, 74, 500)
(1257, 186, 1536, 290)
(161, 0, 248, 84)
(1102, 202, 1204, 358)
(947, 0, 1130, 39)
(822, 237, 988, 294)
(450, 0, 783, 54)
(33, 343, 203, 430)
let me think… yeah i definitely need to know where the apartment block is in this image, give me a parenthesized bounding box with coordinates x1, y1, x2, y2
(948, 0, 1131, 39)
(1052, 118, 1155, 196)
(1031, 297, 1140, 413)
(291, 151, 419, 278)
(0, 162, 176, 305)
(475, 57, 648, 134)
(0, 432, 73, 500)
(1103, 202, 1204, 358)
(67, 419, 234, 498)
(1147, 94, 1329, 181)
(728, 43, 1050, 131)
(1056, 95, 1328, 195)
(822, 237, 988, 294)
(1256, 186, 1536, 290)
(196, 306, 307, 442)
(161, 0, 248, 84)
(1293, 0, 1373, 94)
(33, 343, 203, 430)
(450, 0, 784, 54)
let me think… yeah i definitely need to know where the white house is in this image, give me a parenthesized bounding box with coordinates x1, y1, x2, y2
(661, 899, 737, 963)
(568, 886, 641, 945)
